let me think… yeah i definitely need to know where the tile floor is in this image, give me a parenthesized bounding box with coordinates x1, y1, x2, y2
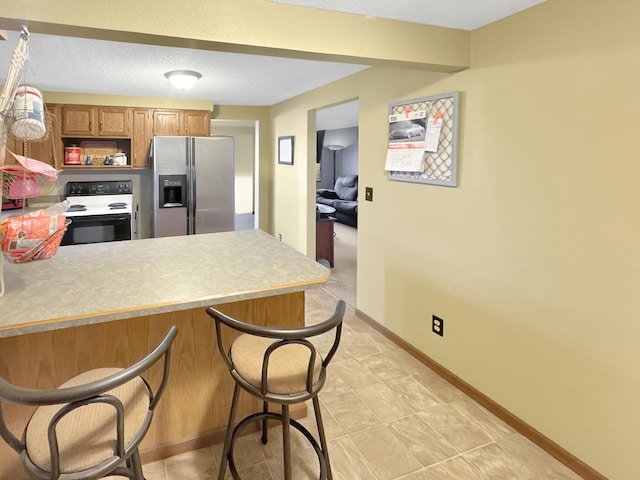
(136, 287, 584, 480)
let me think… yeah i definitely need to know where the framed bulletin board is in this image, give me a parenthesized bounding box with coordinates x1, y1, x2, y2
(386, 91, 459, 187)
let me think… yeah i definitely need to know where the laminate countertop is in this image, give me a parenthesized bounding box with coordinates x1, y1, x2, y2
(0, 230, 330, 338)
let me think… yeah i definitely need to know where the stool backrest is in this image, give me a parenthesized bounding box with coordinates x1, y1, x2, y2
(0, 326, 178, 479)
(207, 300, 346, 400)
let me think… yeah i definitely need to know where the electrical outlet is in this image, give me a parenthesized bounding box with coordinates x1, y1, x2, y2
(432, 315, 444, 337)
(365, 186, 373, 202)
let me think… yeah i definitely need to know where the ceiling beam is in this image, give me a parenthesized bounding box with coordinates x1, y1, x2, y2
(0, 0, 470, 73)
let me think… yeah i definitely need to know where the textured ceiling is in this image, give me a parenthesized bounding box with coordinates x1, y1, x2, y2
(0, 31, 368, 107)
(0, 0, 546, 128)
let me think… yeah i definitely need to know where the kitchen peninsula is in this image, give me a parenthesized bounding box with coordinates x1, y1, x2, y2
(0, 230, 329, 477)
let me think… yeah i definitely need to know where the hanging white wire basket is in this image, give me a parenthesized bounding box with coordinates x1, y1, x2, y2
(2, 105, 55, 144)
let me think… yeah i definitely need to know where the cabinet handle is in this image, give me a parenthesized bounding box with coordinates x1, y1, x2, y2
(99, 122, 103, 131)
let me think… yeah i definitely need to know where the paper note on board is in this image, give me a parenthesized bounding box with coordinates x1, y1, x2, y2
(424, 116, 443, 153)
(384, 147, 424, 172)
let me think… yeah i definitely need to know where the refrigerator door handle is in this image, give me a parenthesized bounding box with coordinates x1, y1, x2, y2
(186, 137, 193, 235)
(134, 204, 139, 237)
(189, 137, 197, 235)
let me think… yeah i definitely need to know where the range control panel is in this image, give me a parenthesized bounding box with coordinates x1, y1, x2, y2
(66, 180, 132, 196)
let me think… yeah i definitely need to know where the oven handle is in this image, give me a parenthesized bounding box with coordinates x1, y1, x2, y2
(69, 214, 131, 222)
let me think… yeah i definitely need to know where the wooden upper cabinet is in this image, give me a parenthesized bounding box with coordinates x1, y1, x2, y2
(61, 105, 130, 137)
(61, 105, 95, 136)
(49, 104, 209, 170)
(97, 107, 131, 137)
(22, 138, 55, 167)
(152, 109, 210, 136)
(131, 109, 152, 169)
(48, 104, 63, 169)
(152, 109, 182, 136)
(184, 110, 210, 136)
(4, 135, 21, 166)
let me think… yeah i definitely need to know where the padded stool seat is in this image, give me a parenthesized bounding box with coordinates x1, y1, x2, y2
(25, 368, 149, 474)
(231, 335, 322, 395)
(207, 300, 346, 480)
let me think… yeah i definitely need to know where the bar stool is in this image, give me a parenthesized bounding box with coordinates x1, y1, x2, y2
(0, 326, 178, 480)
(207, 300, 345, 480)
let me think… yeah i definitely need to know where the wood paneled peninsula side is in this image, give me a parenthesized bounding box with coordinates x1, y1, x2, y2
(0, 230, 329, 478)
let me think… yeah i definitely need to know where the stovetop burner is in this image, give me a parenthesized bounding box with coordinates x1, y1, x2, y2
(67, 204, 87, 212)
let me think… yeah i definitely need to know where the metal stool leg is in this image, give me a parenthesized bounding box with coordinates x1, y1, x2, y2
(225, 410, 328, 480)
(219, 383, 241, 480)
(313, 395, 332, 480)
(281, 404, 292, 480)
(129, 449, 145, 480)
(261, 400, 269, 444)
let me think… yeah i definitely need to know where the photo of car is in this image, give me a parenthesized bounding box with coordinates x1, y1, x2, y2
(389, 121, 426, 140)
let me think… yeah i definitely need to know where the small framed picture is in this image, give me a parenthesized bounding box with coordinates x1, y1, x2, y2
(278, 136, 294, 165)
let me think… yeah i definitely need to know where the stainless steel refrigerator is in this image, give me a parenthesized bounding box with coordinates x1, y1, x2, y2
(151, 136, 235, 237)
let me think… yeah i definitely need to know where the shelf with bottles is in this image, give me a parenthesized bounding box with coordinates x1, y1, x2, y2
(61, 138, 131, 168)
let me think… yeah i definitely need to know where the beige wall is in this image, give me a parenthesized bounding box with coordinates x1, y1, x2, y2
(270, 1, 640, 478)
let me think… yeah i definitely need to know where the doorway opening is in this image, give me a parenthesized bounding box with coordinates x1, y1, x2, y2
(210, 119, 260, 230)
(315, 100, 359, 308)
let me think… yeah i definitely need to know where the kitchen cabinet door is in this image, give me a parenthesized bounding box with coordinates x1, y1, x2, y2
(3, 135, 21, 166)
(152, 109, 181, 136)
(98, 107, 131, 137)
(152, 109, 210, 136)
(22, 139, 56, 167)
(61, 105, 96, 136)
(4, 138, 56, 168)
(37, 103, 62, 168)
(184, 110, 210, 136)
(132, 108, 152, 168)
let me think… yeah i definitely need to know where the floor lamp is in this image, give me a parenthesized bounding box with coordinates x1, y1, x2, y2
(326, 144, 344, 184)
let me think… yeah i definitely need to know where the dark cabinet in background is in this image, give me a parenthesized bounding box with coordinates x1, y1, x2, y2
(316, 217, 334, 267)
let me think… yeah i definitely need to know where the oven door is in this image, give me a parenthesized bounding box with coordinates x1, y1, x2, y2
(61, 213, 132, 246)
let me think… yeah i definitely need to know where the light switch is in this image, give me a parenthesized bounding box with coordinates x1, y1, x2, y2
(365, 187, 373, 202)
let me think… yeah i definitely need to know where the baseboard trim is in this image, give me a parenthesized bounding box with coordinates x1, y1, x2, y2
(140, 402, 307, 464)
(354, 308, 606, 480)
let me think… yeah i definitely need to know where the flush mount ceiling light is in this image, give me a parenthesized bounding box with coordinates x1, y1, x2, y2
(164, 70, 202, 91)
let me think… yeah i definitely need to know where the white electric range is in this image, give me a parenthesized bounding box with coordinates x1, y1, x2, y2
(61, 180, 134, 246)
